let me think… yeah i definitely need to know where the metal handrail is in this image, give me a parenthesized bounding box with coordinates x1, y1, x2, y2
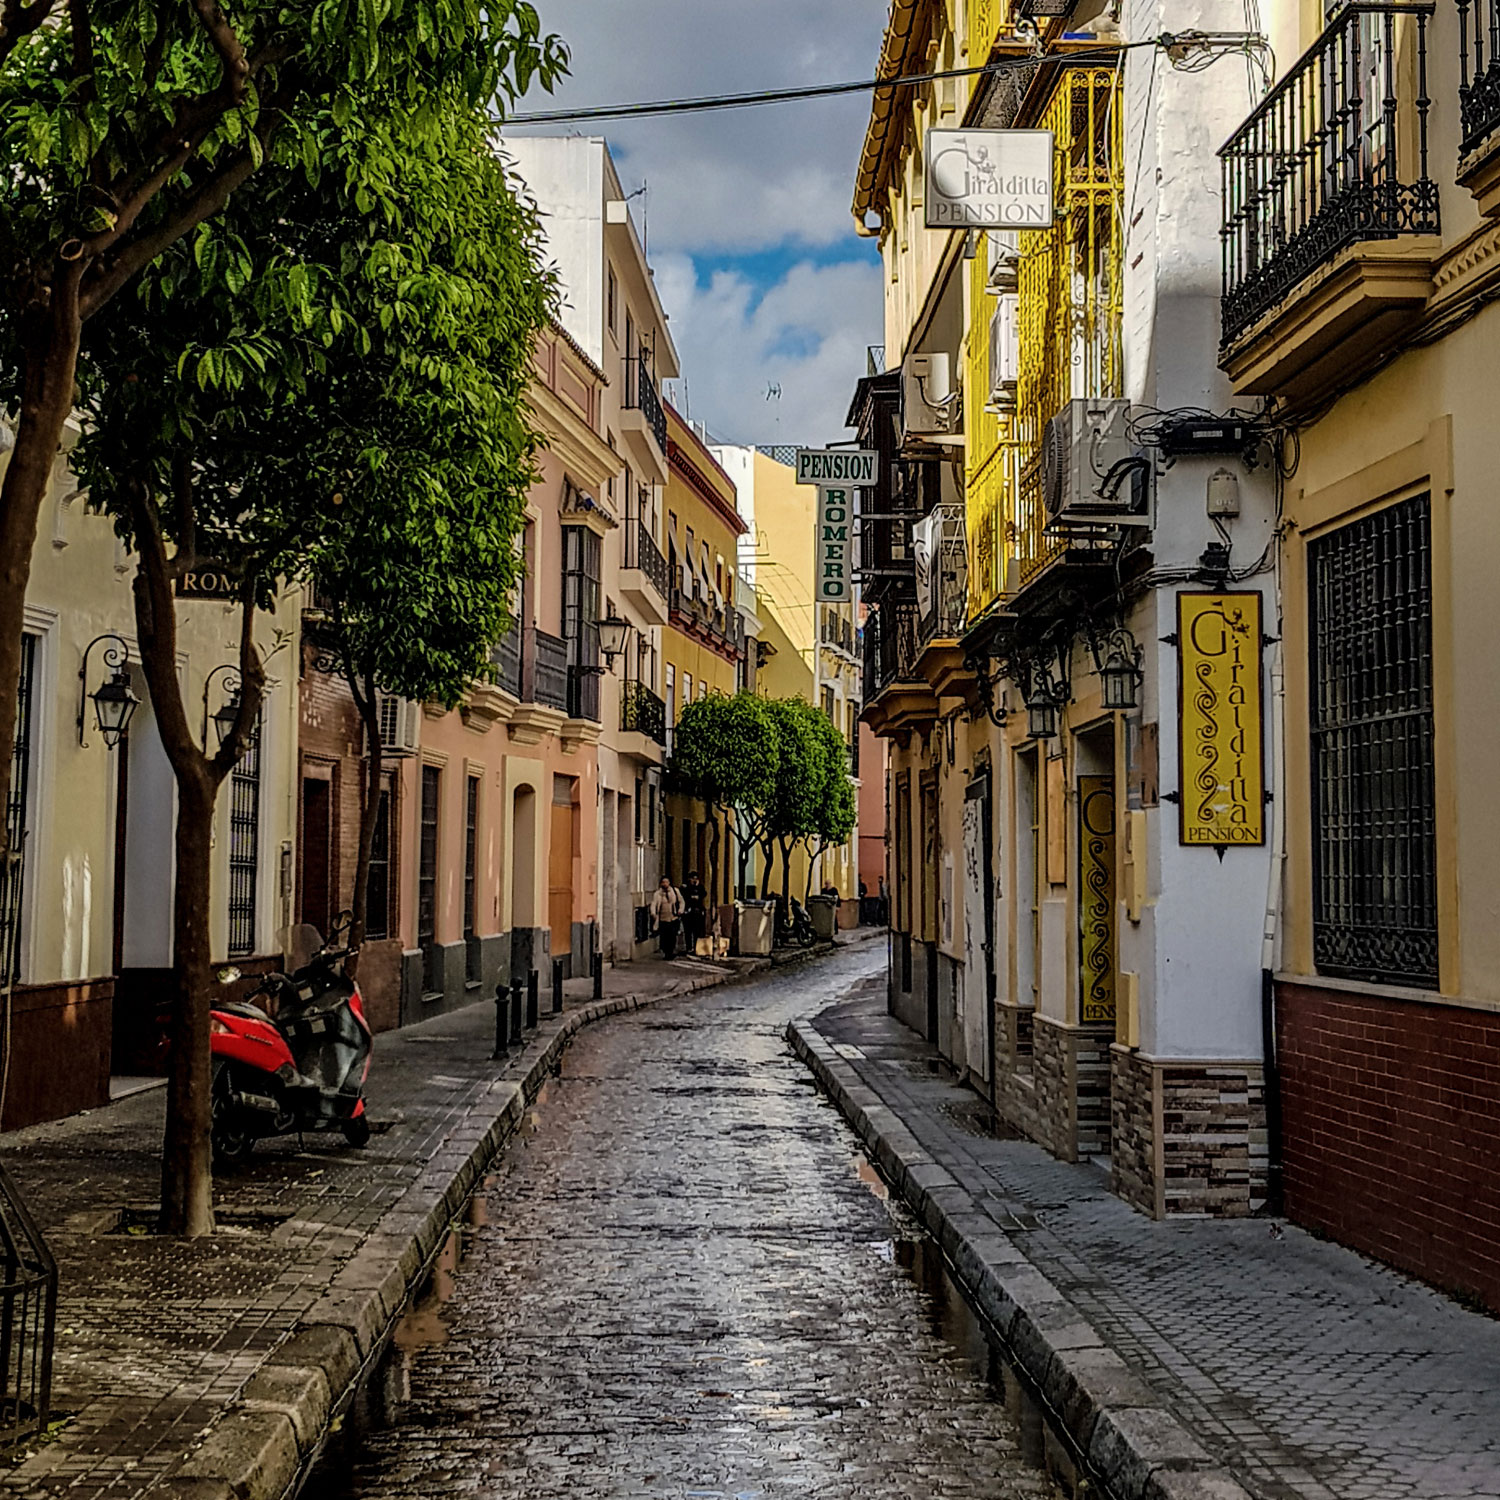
(0, 1163, 56, 1452)
(625, 520, 670, 598)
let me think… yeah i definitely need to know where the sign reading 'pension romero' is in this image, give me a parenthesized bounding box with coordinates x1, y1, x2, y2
(795, 448, 878, 486)
(925, 129, 1055, 229)
(796, 449, 878, 605)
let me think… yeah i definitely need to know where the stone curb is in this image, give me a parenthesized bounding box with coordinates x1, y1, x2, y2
(143, 960, 762, 1500)
(786, 1016, 1258, 1500)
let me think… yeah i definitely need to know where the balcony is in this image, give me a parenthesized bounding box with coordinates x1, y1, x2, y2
(621, 351, 668, 478)
(621, 519, 670, 626)
(1219, 3, 1440, 397)
(668, 579, 741, 662)
(621, 679, 667, 746)
(861, 601, 937, 739)
(492, 626, 523, 699)
(1458, 0, 1500, 207)
(503, 627, 570, 744)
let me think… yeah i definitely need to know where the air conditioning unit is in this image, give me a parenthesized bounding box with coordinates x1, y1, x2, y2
(986, 231, 1021, 294)
(987, 295, 1019, 414)
(901, 352, 957, 440)
(374, 693, 421, 758)
(1041, 398, 1150, 526)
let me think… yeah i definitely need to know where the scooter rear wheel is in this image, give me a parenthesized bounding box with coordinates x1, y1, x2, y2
(211, 1068, 256, 1168)
(341, 1115, 371, 1149)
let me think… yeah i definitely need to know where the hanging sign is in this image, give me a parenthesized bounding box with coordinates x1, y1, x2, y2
(925, 130, 1055, 229)
(796, 449, 875, 605)
(795, 448, 878, 485)
(1177, 592, 1265, 846)
(815, 486, 853, 602)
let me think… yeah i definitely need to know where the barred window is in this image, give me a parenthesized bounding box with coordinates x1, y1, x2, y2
(419, 766, 440, 994)
(1308, 494, 1437, 988)
(365, 788, 391, 942)
(1, 635, 36, 985)
(226, 715, 261, 957)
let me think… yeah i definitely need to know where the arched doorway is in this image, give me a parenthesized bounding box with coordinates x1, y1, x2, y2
(512, 783, 538, 977)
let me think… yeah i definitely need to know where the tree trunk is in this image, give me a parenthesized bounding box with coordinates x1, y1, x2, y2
(707, 812, 721, 916)
(0, 270, 84, 872)
(160, 767, 217, 1236)
(345, 670, 383, 979)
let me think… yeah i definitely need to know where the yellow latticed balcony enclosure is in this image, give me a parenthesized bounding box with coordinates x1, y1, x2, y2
(964, 236, 1021, 619)
(1014, 65, 1124, 585)
(968, 0, 1003, 62)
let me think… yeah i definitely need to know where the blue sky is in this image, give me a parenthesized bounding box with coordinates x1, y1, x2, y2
(513, 1, 887, 445)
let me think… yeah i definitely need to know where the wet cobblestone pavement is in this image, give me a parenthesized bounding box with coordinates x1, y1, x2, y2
(320, 945, 1060, 1499)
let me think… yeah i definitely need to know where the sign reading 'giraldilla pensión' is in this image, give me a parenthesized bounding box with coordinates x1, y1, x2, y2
(796, 448, 878, 604)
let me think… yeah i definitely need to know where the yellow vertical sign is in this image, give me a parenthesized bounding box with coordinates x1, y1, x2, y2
(1078, 776, 1116, 1026)
(1177, 592, 1265, 846)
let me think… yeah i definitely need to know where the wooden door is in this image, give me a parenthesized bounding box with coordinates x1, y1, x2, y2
(548, 780, 575, 961)
(298, 777, 332, 936)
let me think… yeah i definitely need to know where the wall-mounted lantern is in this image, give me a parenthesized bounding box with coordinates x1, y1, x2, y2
(78, 634, 139, 750)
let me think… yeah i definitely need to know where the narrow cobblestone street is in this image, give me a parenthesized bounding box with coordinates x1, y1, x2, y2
(319, 945, 1059, 1499)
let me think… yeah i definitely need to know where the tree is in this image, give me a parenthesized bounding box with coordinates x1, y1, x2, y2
(669, 692, 779, 906)
(69, 87, 552, 1235)
(759, 697, 826, 908)
(799, 709, 857, 900)
(0, 0, 566, 935)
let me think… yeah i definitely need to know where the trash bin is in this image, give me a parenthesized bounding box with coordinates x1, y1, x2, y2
(806, 894, 838, 941)
(735, 900, 775, 957)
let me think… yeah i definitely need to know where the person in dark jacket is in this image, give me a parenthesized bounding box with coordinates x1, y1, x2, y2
(682, 871, 707, 955)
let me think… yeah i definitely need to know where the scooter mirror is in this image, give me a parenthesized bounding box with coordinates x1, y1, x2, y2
(216, 966, 241, 984)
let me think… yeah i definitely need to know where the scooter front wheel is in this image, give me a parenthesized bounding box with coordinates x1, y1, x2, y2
(211, 1068, 257, 1169)
(341, 1115, 371, 1149)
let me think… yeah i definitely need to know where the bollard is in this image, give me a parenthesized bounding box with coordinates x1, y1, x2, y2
(492, 983, 510, 1058)
(526, 969, 539, 1029)
(509, 977, 524, 1046)
(592, 950, 603, 1001)
(551, 957, 564, 1015)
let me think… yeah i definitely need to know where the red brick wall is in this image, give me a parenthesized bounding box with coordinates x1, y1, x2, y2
(1276, 980, 1500, 1313)
(299, 650, 402, 1031)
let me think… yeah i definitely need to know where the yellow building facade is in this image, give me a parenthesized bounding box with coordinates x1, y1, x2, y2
(1216, 0, 1500, 1311)
(661, 405, 748, 913)
(857, 0, 1284, 1220)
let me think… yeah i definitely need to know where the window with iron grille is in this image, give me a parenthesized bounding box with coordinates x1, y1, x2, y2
(227, 715, 262, 957)
(464, 775, 479, 942)
(0, 635, 36, 986)
(562, 526, 601, 721)
(365, 787, 391, 941)
(419, 765, 440, 992)
(1309, 494, 1437, 988)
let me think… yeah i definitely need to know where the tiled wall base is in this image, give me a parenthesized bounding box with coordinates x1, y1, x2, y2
(1110, 1046, 1268, 1218)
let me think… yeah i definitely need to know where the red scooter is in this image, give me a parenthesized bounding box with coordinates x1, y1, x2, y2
(210, 917, 373, 1167)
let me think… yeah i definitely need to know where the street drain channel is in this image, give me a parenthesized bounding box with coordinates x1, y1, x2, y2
(300, 1151, 1104, 1500)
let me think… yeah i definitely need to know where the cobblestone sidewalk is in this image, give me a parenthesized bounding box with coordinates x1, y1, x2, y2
(0, 950, 777, 1499)
(795, 982, 1500, 1500)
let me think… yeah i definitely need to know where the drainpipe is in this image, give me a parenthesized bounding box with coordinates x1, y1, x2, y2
(1260, 616, 1286, 1216)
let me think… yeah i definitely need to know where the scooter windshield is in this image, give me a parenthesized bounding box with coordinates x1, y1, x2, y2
(278, 924, 324, 972)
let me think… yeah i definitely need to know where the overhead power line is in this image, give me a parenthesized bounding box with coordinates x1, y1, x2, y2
(503, 42, 1164, 127)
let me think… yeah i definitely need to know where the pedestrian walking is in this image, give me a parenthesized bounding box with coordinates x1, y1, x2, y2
(682, 871, 706, 956)
(650, 876, 685, 959)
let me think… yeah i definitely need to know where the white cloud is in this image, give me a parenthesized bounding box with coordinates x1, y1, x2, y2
(654, 253, 883, 446)
(517, 0, 885, 253)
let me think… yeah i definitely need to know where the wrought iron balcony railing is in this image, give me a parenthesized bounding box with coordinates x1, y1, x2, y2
(567, 663, 600, 723)
(624, 352, 668, 453)
(624, 519, 670, 598)
(1458, 0, 1500, 154)
(491, 625, 523, 698)
(863, 601, 922, 700)
(1220, 2, 1438, 347)
(621, 679, 667, 746)
(525, 627, 570, 712)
